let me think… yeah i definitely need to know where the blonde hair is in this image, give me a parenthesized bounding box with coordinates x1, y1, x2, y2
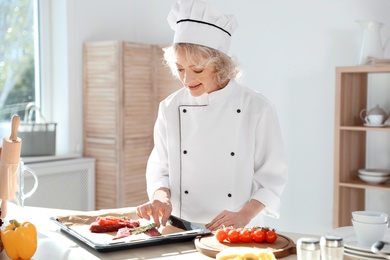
(163, 43, 240, 87)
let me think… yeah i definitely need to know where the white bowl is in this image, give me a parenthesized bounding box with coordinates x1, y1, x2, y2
(352, 219, 388, 246)
(358, 169, 390, 177)
(352, 211, 388, 224)
(358, 173, 390, 184)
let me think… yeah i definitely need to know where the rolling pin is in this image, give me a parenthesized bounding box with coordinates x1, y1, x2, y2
(0, 115, 22, 218)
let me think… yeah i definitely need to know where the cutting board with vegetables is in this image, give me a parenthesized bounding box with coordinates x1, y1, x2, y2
(195, 233, 296, 259)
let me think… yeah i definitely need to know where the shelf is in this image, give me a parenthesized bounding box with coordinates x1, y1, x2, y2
(339, 180, 390, 191)
(337, 64, 390, 73)
(339, 126, 390, 131)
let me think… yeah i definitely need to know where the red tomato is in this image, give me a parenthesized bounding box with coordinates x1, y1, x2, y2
(227, 229, 240, 243)
(96, 217, 120, 226)
(215, 229, 228, 243)
(252, 229, 266, 243)
(239, 229, 253, 243)
(224, 227, 232, 233)
(266, 230, 278, 243)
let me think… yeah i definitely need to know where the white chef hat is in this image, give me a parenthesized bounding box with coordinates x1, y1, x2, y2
(167, 0, 238, 54)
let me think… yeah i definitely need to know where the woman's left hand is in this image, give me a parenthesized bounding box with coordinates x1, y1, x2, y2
(205, 199, 265, 231)
(205, 210, 250, 231)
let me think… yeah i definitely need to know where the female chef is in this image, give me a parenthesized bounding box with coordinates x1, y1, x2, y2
(136, 0, 288, 231)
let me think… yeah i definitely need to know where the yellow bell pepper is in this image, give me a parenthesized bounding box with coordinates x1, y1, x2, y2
(1, 219, 37, 260)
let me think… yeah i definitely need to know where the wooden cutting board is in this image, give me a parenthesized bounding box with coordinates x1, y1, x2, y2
(195, 233, 296, 259)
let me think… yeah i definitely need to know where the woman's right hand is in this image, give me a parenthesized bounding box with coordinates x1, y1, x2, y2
(136, 187, 172, 226)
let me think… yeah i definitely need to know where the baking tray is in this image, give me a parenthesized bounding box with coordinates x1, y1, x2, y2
(50, 214, 211, 252)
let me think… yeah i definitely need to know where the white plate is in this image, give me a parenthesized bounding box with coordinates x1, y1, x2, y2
(345, 241, 389, 253)
(364, 123, 385, 127)
(329, 226, 356, 241)
(344, 247, 382, 258)
(344, 250, 384, 259)
(329, 226, 390, 253)
(358, 169, 390, 177)
(344, 247, 386, 257)
(358, 174, 390, 184)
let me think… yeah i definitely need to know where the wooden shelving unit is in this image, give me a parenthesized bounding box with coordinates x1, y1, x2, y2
(334, 64, 390, 228)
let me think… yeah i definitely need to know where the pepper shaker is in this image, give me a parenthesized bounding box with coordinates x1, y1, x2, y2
(297, 237, 321, 260)
(320, 235, 344, 260)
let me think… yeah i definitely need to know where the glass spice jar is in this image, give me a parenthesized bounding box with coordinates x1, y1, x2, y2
(320, 235, 344, 260)
(297, 237, 321, 260)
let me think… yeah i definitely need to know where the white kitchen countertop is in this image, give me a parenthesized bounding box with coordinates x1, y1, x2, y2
(0, 203, 358, 260)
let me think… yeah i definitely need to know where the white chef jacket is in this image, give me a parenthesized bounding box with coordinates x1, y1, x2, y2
(146, 80, 288, 226)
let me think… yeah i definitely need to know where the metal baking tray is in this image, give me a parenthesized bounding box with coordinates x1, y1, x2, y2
(50, 215, 211, 252)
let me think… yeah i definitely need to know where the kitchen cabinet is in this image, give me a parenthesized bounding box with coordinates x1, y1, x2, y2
(83, 41, 181, 209)
(334, 64, 390, 227)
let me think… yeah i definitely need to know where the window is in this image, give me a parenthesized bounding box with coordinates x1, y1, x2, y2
(0, 0, 39, 131)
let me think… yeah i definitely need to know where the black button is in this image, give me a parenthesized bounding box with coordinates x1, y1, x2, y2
(228, 193, 232, 197)
(230, 152, 235, 156)
(183, 150, 187, 154)
(184, 190, 189, 194)
(183, 109, 187, 113)
(237, 109, 241, 113)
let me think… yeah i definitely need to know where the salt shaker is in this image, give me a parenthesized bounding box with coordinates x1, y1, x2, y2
(320, 235, 344, 260)
(297, 237, 321, 260)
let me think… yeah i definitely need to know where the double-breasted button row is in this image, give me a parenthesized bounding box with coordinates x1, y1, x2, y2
(181, 108, 241, 113)
(182, 150, 236, 156)
(183, 190, 232, 197)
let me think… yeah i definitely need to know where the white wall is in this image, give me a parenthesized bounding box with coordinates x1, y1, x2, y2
(49, 0, 390, 235)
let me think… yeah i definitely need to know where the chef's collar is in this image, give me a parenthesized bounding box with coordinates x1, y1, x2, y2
(193, 80, 235, 105)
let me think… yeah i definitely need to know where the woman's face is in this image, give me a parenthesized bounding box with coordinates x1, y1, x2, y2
(175, 50, 220, 97)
